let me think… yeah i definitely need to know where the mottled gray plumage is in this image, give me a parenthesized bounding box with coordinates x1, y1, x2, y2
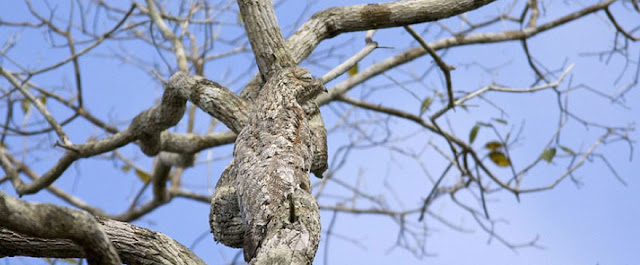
(209, 161, 244, 248)
(303, 101, 328, 178)
(209, 67, 324, 263)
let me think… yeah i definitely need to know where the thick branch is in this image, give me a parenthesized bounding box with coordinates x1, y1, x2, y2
(1, 68, 246, 196)
(2, 74, 188, 195)
(237, 0, 295, 77)
(315, 0, 615, 107)
(212, 68, 323, 264)
(287, 0, 498, 64)
(242, 0, 498, 99)
(168, 72, 248, 133)
(0, 192, 121, 265)
(160, 131, 236, 153)
(0, 214, 206, 265)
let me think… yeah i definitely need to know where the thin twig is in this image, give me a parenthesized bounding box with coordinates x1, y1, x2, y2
(404, 25, 454, 109)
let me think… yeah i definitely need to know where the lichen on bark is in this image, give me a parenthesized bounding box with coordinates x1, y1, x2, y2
(210, 67, 324, 264)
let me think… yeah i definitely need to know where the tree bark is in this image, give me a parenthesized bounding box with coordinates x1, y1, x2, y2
(0, 191, 121, 265)
(208, 1, 329, 263)
(209, 0, 501, 264)
(0, 0, 511, 263)
(0, 196, 207, 265)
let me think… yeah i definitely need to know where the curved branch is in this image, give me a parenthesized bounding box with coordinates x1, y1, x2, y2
(142, 0, 189, 71)
(160, 130, 236, 153)
(287, 0, 498, 63)
(0, 67, 71, 145)
(0, 191, 121, 265)
(0, 202, 206, 265)
(315, 0, 615, 107)
(243, 0, 499, 99)
(168, 72, 248, 133)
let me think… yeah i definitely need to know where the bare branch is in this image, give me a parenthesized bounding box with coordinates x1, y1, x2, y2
(237, 0, 295, 77)
(0, 191, 121, 265)
(0, 214, 207, 265)
(0, 67, 71, 145)
(142, 0, 189, 71)
(403, 25, 455, 108)
(320, 30, 378, 84)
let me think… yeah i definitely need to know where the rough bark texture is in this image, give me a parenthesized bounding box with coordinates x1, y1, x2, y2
(241, 0, 498, 100)
(288, 0, 497, 62)
(210, 67, 323, 264)
(0, 191, 121, 265)
(0, 217, 207, 265)
(303, 101, 328, 178)
(210, 161, 245, 248)
(210, 1, 327, 263)
(169, 72, 248, 134)
(0, 0, 508, 263)
(0, 0, 499, 195)
(237, 0, 295, 78)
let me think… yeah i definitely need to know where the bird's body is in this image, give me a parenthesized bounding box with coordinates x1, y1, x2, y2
(210, 67, 325, 262)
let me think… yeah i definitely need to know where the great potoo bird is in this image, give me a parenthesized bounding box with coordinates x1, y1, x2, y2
(211, 66, 324, 263)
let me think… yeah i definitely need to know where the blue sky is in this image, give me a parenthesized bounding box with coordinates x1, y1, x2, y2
(1, 1, 639, 265)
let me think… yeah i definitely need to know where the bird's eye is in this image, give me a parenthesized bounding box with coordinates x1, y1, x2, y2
(300, 72, 313, 82)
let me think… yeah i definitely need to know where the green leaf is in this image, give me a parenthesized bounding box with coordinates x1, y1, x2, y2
(135, 169, 151, 183)
(484, 141, 503, 151)
(419, 97, 433, 115)
(560, 145, 576, 156)
(347, 63, 359, 76)
(39, 96, 47, 105)
(469, 125, 480, 143)
(540, 148, 557, 163)
(489, 151, 511, 167)
(493, 118, 508, 125)
(476, 122, 492, 127)
(20, 98, 30, 114)
(121, 165, 131, 173)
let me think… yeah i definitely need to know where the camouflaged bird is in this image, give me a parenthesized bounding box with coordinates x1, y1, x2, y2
(210, 67, 325, 262)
